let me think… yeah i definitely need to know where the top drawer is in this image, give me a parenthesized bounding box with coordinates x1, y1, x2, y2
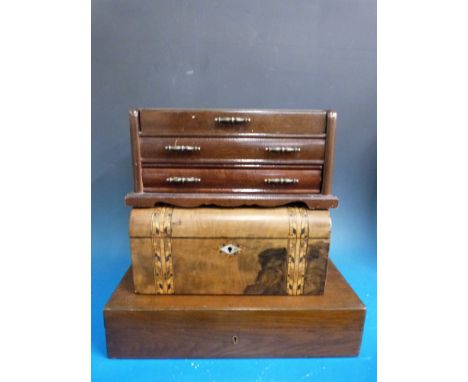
(138, 109, 327, 137)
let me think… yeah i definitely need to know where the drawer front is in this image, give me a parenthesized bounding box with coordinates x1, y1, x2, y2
(139, 109, 326, 137)
(141, 167, 322, 193)
(140, 137, 325, 165)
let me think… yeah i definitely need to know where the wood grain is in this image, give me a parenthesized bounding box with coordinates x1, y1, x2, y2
(129, 110, 143, 192)
(139, 109, 327, 137)
(125, 192, 339, 209)
(140, 136, 325, 165)
(129, 207, 331, 295)
(141, 167, 322, 194)
(322, 111, 337, 195)
(126, 109, 339, 209)
(130, 207, 331, 238)
(104, 261, 366, 358)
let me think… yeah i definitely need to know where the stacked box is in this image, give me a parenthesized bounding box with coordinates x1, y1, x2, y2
(104, 108, 365, 358)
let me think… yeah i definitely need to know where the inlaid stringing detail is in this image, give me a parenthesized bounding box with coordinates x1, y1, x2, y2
(287, 207, 309, 295)
(297, 208, 309, 294)
(287, 207, 296, 295)
(151, 207, 175, 294)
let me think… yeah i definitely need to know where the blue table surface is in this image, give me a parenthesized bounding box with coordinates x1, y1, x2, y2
(92, 238, 376, 382)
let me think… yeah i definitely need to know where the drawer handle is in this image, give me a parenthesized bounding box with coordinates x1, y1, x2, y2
(214, 116, 251, 124)
(264, 178, 299, 184)
(165, 145, 201, 152)
(166, 177, 201, 183)
(265, 147, 301, 153)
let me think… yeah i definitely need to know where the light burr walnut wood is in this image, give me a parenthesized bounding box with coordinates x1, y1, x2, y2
(129, 206, 331, 295)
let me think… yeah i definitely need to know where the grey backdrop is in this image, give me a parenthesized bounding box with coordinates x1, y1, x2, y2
(92, 0, 376, 280)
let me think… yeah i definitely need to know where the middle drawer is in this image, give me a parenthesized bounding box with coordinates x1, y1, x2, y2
(140, 137, 325, 165)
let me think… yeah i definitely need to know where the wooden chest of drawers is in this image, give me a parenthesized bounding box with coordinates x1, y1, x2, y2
(125, 109, 338, 209)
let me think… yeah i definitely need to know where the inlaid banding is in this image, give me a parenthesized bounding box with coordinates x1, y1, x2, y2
(151, 207, 175, 294)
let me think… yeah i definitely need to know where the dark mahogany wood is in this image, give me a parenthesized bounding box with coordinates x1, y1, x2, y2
(129, 110, 143, 192)
(139, 109, 327, 137)
(140, 137, 325, 165)
(104, 261, 365, 358)
(141, 167, 322, 194)
(126, 109, 339, 209)
(322, 111, 337, 195)
(125, 193, 338, 209)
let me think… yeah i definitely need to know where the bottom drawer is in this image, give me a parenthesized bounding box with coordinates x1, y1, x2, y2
(141, 167, 322, 193)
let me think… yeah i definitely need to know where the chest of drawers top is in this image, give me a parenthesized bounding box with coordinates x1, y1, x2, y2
(126, 108, 338, 210)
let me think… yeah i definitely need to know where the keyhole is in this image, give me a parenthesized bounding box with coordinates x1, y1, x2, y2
(219, 244, 240, 255)
(232, 335, 238, 344)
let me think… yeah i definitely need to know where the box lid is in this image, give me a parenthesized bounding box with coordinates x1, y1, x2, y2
(129, 207, 330, 239)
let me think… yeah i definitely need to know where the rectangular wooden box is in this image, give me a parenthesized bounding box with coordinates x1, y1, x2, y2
(125, 108, 339, 209)
(104, 262, 365, 358)
(130, 206, 331, 295)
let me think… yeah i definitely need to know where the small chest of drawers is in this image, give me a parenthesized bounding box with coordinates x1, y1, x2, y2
(125, 109, 338, 209)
